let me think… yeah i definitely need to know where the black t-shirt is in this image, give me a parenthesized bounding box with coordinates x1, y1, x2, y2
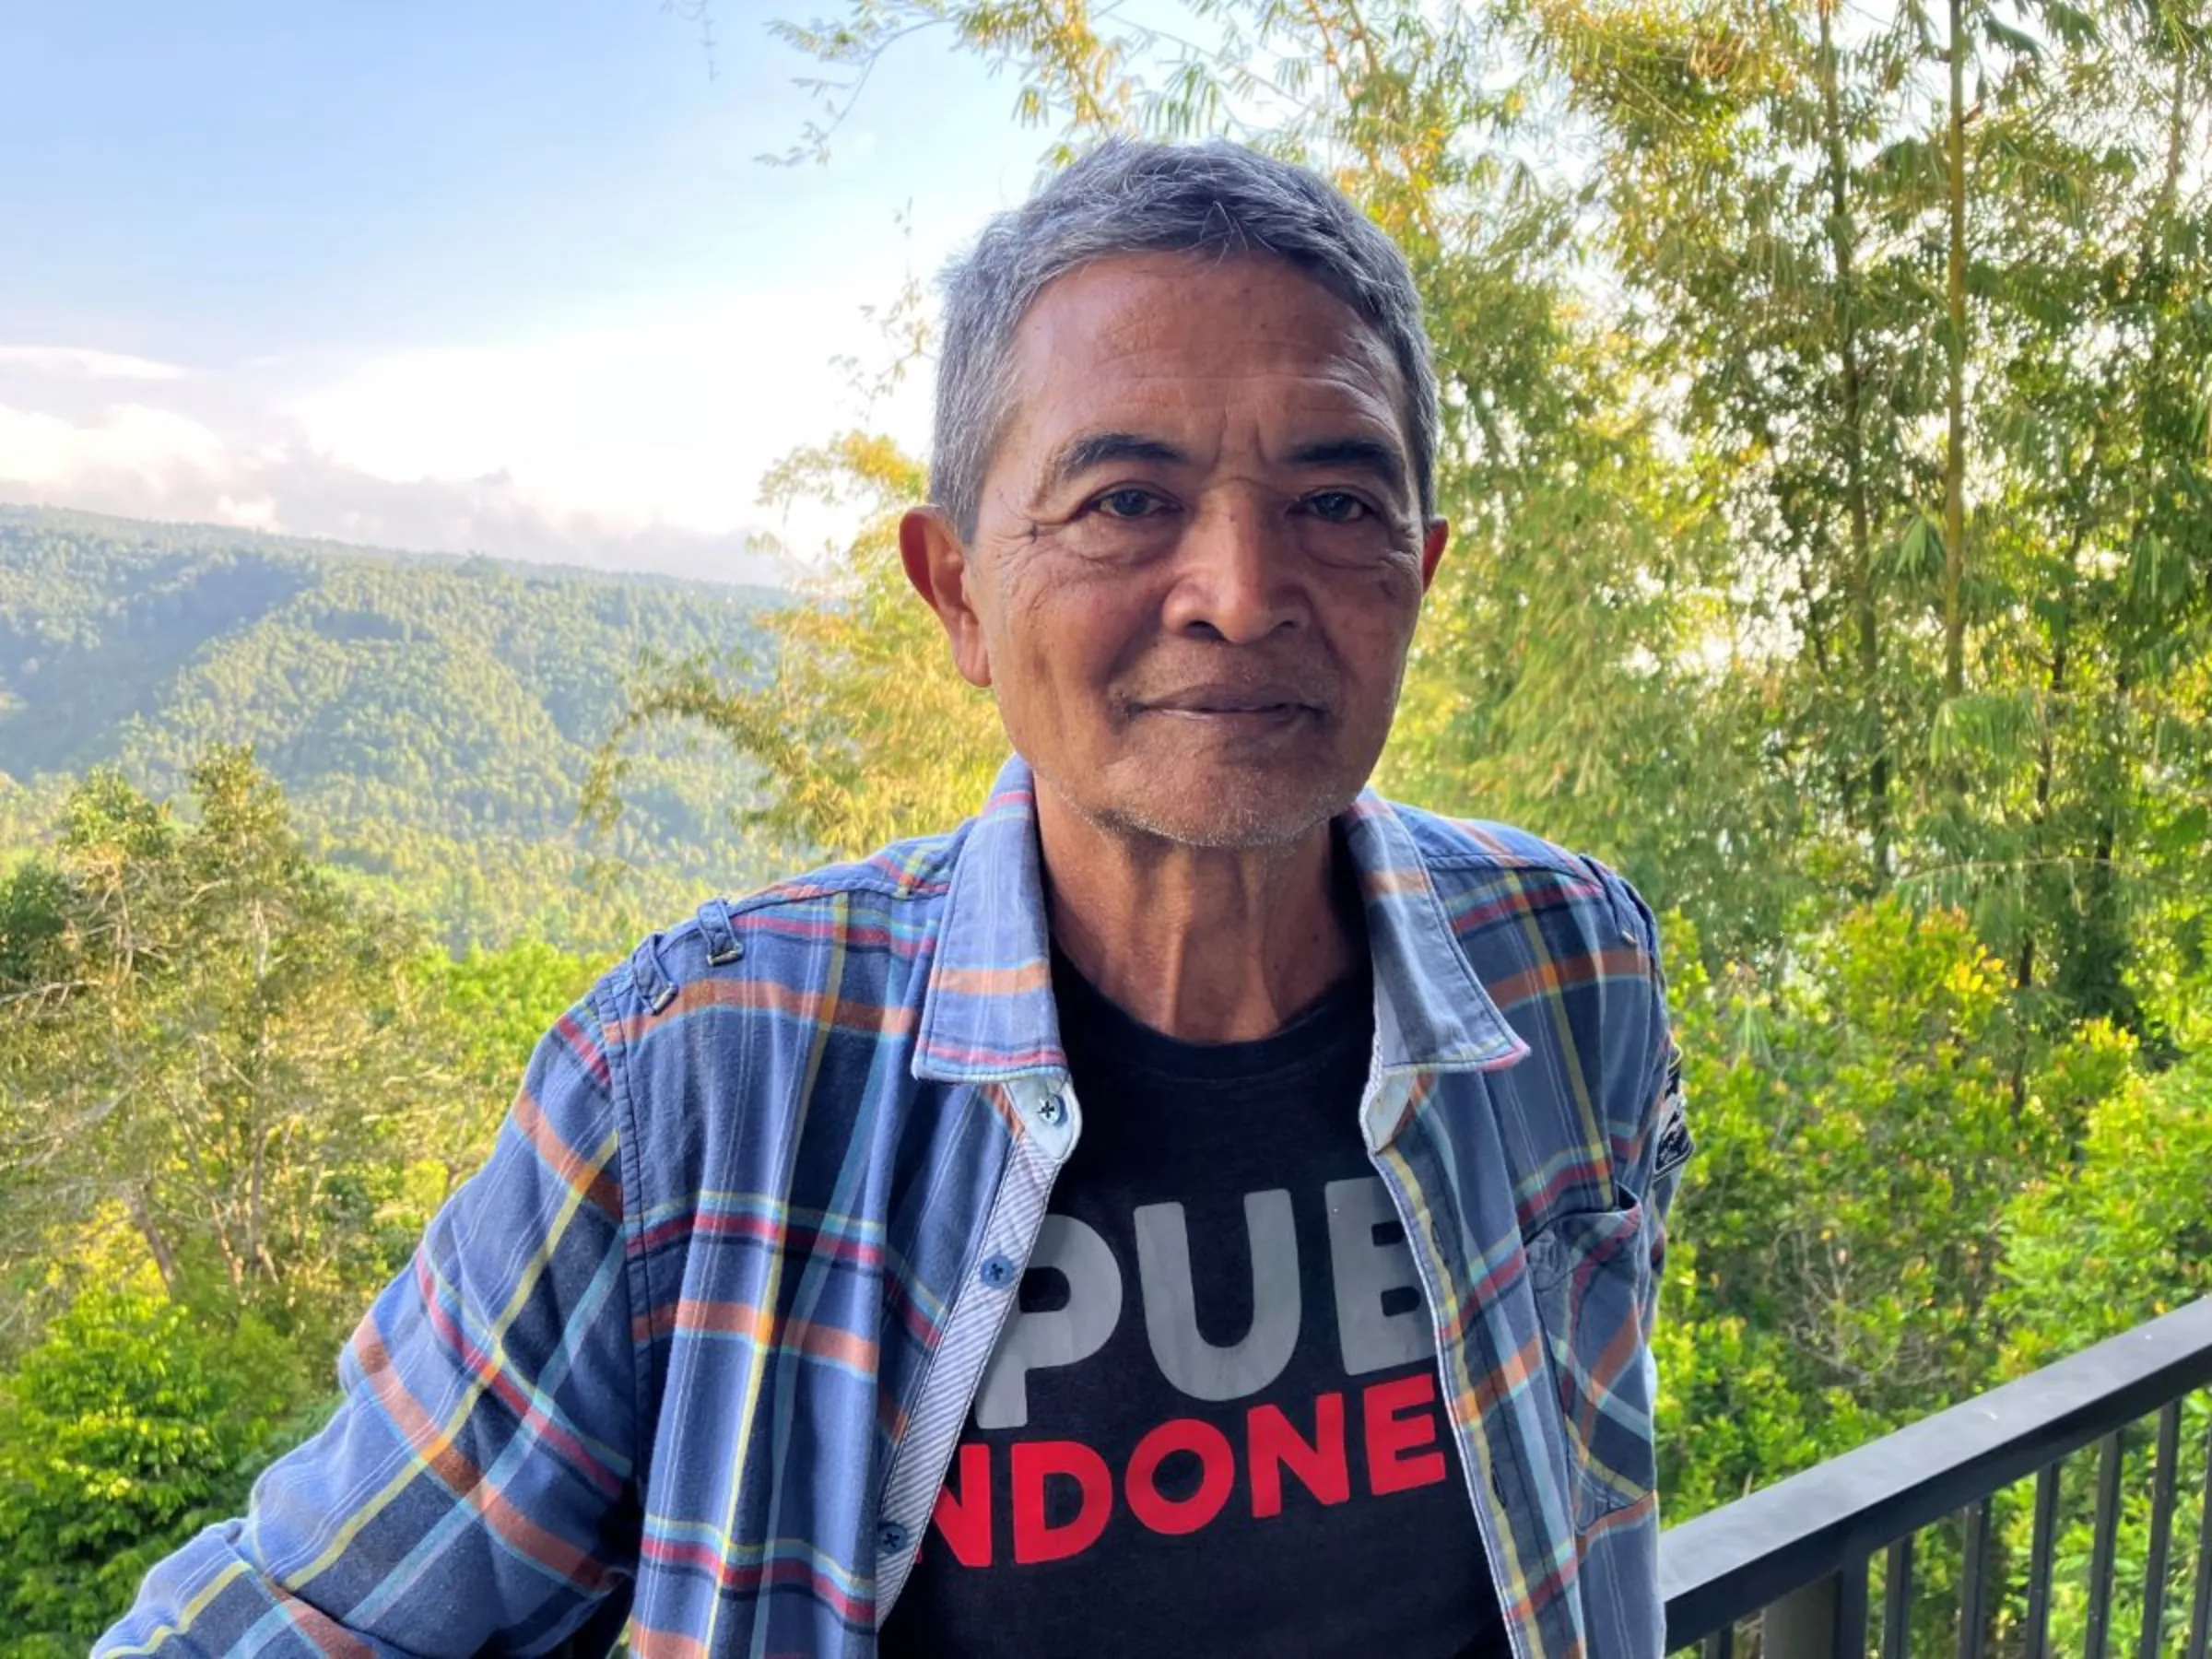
(881, 952, 1508, 1658)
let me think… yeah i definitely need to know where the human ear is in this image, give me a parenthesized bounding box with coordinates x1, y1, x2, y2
(900, 507, 994, 688)
(1418, 518, 1450, 592)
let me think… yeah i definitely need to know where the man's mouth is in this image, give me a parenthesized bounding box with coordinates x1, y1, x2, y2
(1134, 684, 1327, 721)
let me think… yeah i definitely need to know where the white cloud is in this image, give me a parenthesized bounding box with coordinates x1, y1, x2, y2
(0, 293, 942, 583)
(0, 346, 187, 382)
(0, 401, 229, 492)
(285, 292, 935, 552)
(0, 394, 790, 586)
(211, 493, 280, 531)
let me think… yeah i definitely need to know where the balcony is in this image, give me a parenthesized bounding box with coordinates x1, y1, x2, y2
(1662, 1297, 2212, 1659)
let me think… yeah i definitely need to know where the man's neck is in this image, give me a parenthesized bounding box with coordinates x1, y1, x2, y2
(1033, 784, 1365, 1044)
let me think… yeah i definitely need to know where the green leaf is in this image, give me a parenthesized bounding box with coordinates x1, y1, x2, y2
(1885, 511, 1947, 587)
(1982, 17, 2044, 56)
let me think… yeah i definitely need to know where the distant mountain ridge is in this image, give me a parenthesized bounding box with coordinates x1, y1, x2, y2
(0, 504, 781, 594)
(0, 504, 786, 949)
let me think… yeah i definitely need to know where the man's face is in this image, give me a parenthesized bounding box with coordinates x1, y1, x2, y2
(915, 251, 1447, 850)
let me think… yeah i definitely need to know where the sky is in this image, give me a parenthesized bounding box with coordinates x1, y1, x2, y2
(0, 1, 1054, 582)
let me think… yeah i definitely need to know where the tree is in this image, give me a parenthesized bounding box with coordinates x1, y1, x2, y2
(0, 758, 617, 1643)
(1653, 900, 2079, 1508)
(0, 749, 472, 1356)
(0, 1287, 315, 1655)
(1518, 0, 2212, 1028)
(1987, 1051, 2212, 1650)
(589, 432, 1006, 858)
(417, 938, 610, 1190)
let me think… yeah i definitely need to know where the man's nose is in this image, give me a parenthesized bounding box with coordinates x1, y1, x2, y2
(1160, 496, 1304, 644)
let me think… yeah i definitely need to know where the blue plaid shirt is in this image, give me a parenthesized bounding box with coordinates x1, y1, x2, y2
(100, 756, 1688, 1659)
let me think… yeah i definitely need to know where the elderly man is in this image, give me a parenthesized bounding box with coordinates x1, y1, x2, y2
(103, 140, 1689, 1659)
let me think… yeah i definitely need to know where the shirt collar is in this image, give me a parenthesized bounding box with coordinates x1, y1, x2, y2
(912, 754, 1527, 1083)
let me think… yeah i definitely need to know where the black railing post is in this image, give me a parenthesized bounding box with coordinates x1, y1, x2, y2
(1766, 1560, 1868, 1659)
(2187, 1406, 2212, 1659)
(2087, 1430, 2125, 1659)
(1957, 1499, 1992, 1659)
(2023, 1461, 2060, 1659)
(2142, 1400, 2183, 1659)
(1767, 1576, 1840, 1659)
(1880, 1535, 1912, 1659)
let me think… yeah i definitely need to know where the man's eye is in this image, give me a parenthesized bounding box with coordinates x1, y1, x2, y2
(1302, 491, 1371, 523)
(1092, 488, 1167, 519)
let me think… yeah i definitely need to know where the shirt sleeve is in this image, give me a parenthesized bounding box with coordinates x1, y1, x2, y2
(95, 995, 643, 1658)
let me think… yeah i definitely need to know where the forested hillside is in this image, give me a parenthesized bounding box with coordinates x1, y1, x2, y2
(0, 506, 784, 948)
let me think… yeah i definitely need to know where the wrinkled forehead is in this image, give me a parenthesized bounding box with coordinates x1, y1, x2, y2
(994, 251, 1413, 473)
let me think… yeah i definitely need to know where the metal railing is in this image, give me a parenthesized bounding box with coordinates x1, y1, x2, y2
(1661, 1297, 2212, 1659)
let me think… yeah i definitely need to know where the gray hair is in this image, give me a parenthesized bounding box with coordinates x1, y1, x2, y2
(930, 138, 1440, 539)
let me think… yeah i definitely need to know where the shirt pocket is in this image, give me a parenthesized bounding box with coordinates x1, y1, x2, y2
(1524, 1197, 1657, 1532)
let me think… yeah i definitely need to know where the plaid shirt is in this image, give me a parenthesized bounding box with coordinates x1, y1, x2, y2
(101, 757, 1689, 1659)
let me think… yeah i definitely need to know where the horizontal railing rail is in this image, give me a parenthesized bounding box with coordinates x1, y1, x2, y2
(1660, 1296, 2212, 1659)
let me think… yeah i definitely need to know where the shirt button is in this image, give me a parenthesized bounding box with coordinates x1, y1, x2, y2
(877, 1520, 911, 1554)
(1037, 1092, 1065, 1125)
(979, 1253, 1018, 1289)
